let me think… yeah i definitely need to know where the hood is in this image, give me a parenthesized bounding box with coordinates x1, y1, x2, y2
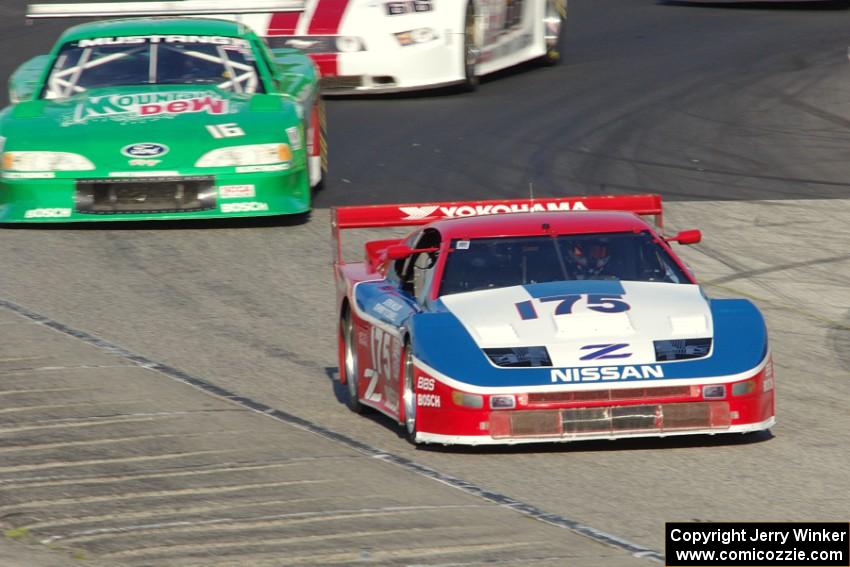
(439, 280, 713, 367)
(2, 86, 300, 173)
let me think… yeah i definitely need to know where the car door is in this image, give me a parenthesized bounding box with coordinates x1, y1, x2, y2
(354, 233, 427, 418)
(375, 229, 442, 418)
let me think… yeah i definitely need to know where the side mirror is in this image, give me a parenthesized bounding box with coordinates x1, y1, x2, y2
(665, 229, 701, 245)
(385, 244, 439, 260)
(386, 244, 414, 260)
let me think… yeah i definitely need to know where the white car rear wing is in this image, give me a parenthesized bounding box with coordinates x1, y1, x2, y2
(27, 0, 304, 19)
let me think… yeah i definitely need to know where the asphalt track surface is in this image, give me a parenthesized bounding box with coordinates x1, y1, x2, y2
(0, 1, 849, 566)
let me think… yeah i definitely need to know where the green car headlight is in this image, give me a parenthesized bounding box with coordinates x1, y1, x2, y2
(335, 36, 365, 53)
(2, 151, 94, 172)
(195, 143, 292, 168)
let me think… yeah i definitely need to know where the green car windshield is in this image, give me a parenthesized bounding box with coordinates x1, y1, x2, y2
(43, 35, 264, 99)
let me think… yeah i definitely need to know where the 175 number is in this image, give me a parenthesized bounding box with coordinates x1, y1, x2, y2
(515, 294, 630, 320)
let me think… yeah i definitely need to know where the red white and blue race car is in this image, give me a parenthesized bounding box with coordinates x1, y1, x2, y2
(333, 195, 775, 445)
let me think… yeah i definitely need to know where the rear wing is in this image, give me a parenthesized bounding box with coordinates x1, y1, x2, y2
(27, 0, 304, 19)
(331, 193, 664, 266)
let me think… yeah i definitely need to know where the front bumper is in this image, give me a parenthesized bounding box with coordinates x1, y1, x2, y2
(0, 167, 310, 223)
(417, 417, 777, 446)
(307, 35, 466, 95)
(411, 358, 776, 446)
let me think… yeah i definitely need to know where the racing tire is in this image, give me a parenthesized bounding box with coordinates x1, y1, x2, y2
(341, 311, 364, 414)
(541, 0, 566, 66)
(401, 342, 419, 444)
(461, 1, 480, 92)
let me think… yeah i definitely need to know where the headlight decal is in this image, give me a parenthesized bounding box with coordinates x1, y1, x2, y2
(195, 143, 292, 168)
(335, 36, 364, 53)
(2, 151, 95, 172)
(395, 28, 438, 47)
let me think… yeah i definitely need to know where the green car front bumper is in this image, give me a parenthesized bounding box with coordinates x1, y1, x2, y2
(0, 166, 310, 223)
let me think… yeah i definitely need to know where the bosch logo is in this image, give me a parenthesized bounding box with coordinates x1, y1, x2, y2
(220, 202, 270, 213)
(121, 143, 169, 158)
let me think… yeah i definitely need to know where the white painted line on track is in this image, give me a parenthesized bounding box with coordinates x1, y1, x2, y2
(0, 296, 665, 563)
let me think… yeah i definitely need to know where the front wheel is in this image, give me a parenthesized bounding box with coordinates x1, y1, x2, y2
(341, 312, 364, 413)
(461, 1, 480, 91)
(542, 0, 566, 65)
(401, 344, 418, 443)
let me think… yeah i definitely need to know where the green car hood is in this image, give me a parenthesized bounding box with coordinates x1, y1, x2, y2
(1, 86, 302, 173)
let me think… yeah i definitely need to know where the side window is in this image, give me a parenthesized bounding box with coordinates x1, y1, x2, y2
(399, 228, 441, 303)
(412, 252, 437, 304)
(394, 231, 421, 291)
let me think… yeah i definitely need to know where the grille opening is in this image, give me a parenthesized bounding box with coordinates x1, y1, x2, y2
(321, 76, 363, 90)
(76, 176, 216, 214)
(527, 385, 697, 406)
(490, 402, 730, 439)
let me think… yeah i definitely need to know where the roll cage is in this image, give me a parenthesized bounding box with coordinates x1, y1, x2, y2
(44, 37, 262, 99)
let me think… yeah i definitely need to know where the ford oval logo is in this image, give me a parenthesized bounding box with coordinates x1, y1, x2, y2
(121, 143, 169, 158)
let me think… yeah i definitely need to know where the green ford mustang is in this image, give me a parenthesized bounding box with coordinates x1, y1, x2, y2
(0, 17, 325, 222)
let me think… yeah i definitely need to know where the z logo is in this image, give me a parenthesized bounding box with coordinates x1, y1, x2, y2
(363, 368, 382, 402)
(579, 343, 632, 361)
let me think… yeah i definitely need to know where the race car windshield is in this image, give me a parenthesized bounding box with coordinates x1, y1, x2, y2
(439, 231, 690, 296)
(43, 35, 263, 99)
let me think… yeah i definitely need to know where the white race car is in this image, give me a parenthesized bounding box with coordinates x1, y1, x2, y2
(27, 0, 567, 94)
(238, 0, 568, 93)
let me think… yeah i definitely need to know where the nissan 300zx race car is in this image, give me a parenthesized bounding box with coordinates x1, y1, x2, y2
(333, 194, 775, 446)
(1, 1, 325, 223)
(228, 0, 568, 93)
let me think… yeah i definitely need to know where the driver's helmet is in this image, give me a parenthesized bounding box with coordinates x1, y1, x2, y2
(569, 239, 611, 276)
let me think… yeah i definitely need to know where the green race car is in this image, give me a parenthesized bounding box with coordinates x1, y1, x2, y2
(1, 16, 325, 222)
